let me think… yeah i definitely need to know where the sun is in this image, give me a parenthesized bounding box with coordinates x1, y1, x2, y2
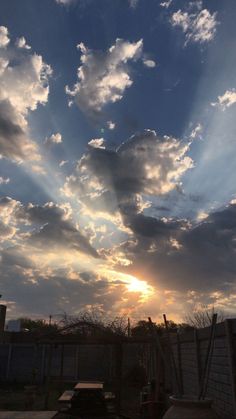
(99, 269, 155, 302)
(124, 275, 154, 300)
(126, 277, 150, 293)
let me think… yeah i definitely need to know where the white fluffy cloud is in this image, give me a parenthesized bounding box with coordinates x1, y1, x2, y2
(0, 26, 10, 48)
(45, 132, 63, 145)
(160, 0, 173, 9)
(211, 89, 236, 111)
(0, 176, 10, 184)
(15, 37, 31, 50)
(107, 120, 116, 130)
(171, 7, 218, 45)
(88, 138, 105, 149)
(0, 27, 52, 162)
(143, 59, 156, 68)
(190, 123, 202, 139)
(66, 39, 143, 116)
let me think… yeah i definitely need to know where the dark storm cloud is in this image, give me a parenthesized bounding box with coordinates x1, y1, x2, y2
(0, 261, 110, 317)
(119, 203, 236, 293)
(15, 201, 70, 225)
(0, 198, 99, 258)
(28, 220, 99, 258)
(0, 247, 33, 269)
(22, 202, 99, 257)
(0, 249, 124, 318)
(124, 213, 182, 238)
(0, 99, 37, 161)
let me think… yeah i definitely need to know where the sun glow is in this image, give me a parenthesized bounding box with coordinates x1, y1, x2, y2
(126, 275, 154, 297)
(119, 274, 154, 302)
(100, 269, 154, 301)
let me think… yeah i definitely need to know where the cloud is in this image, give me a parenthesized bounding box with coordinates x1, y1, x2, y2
(56, 0, 138, 9)
(0, 221, 16, 242)
(2, 198, 236, 319)
(171, 7, 218, 45)
(0, 253, 147, 319)
(0, 260, 107, 318)
(15, 37, 31, 50)
(0, 197, 99, 258)
(0, 26, 10, 48)
(107, 120, 116, 130)
(0, 99, 39, 161)
(0, 176, 10, 184)
(56, 0, 75, 4)
(115, 202, 236, 297)
(143, 59, 156, 68)
(66, 39, 143, 116)
(129, 0, 139, 8)
(28, 221, 99, 257)
(88, 138, 105, 149)
(160, 0, 173, 9)
(62, 130, 193, 224)
(44, 132, 63, 145)
(190, 122, 202, 139)
(19, 202, 98, 257)
(211, 89, 236, 111)
(0, 27, 52, 162)
(59, 160, 68, 167)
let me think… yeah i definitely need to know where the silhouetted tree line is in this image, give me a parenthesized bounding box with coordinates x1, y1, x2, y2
(15, 306, 228, 337)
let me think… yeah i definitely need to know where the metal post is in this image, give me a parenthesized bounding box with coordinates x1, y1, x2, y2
(163, 314, 182, 396)
(198, 313, 217, 399)
(60, 344, 64, 379)
(177, 332, 184, 394)
(115, 343, 123, 415)
(44, 343, 53, 410)
(6, 343, 12, 380)
(194, 329, 201, 393)
(41, 344, 46, 384)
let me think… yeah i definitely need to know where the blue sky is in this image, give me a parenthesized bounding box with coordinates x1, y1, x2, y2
(0, 0, 236, 322)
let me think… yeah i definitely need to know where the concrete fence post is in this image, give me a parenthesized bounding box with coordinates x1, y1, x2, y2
(225, 319, 236, 416)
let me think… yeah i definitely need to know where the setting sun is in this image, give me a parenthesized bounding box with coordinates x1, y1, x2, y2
(125, 275, 154, 298)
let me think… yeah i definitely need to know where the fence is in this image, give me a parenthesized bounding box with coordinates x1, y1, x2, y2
(0, 340, 153, 384)
(0, 320, 236, 418)
(164, 319, 236, 419)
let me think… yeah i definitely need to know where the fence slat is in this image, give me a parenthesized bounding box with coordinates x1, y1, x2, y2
(225, 319, 236, 416)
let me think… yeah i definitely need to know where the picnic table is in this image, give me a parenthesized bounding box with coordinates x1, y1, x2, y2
(74, 382, 103, 390)
(57, 381, 117, 417)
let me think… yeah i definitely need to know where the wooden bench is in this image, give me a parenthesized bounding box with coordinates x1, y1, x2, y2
(58, 390, 75, 404)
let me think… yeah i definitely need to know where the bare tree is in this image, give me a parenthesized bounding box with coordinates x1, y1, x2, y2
(184, 306, 226, 329)
(58, 308, 128, 337)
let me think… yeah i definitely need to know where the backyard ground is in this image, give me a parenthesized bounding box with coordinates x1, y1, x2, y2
(0, 382, 141, 419)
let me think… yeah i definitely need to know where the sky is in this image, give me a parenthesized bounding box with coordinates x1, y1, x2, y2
(0, 0, 236, 323)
